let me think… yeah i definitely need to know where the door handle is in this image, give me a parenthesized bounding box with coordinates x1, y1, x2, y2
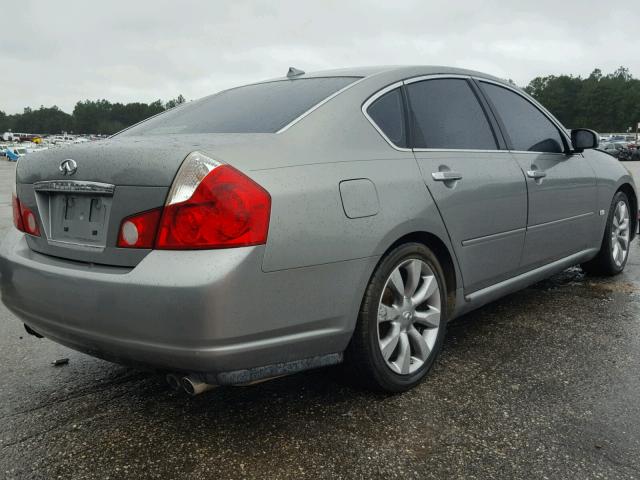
(432, 171, 463, 181)
(526, 170, 547, 179)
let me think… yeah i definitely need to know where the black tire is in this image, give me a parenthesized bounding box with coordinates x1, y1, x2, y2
(345, 242, 448, 393)
(582, 191, 631, 276)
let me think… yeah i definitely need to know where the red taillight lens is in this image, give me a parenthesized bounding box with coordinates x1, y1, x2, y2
(117, 152, 271, 250)
(12, 194, 24, 232)
(117, 208, 162, 248)
(155, 164, 271, 249)
(22, 206, 41, 236)
(12, 193, 40, 236)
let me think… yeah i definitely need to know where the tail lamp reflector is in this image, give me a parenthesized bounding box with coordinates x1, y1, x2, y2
(12, 194, 24, 232)
(12, 193, 40, 236)
(117, 208, 162, 248)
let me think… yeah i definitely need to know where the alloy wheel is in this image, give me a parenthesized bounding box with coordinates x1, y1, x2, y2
(376, 259, 441, 375)
(611, 200, 630, 267)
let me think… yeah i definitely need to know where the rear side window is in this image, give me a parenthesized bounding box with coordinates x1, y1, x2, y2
(406, 79, 497, 150)
(480, 82, 565, 153)
(120, 77, 360, 135)
(366, 87, 407, 148)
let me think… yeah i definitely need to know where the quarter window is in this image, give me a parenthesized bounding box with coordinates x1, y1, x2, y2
(406, 79, 497, 150)
(367, 87, 407, 148)
(480, 82, 565, 154)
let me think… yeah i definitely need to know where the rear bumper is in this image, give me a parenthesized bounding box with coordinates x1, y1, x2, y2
(0, 230, 375, 379)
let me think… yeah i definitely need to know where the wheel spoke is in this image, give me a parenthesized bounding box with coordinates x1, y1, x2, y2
(615, 240, 625, 264)
(408, 326, 430, 361)
(411, 275, 437, 307)
(404, 260, 422, 298)
(392, 332, 411, 374)
(618, 235, 629, 250)
(618, 219, 629, 233)
(378, 303, 400, 324)
(612, 242, 620, 263)
(414, 308, 441, 329)
(380, 324, 401, 360)
(388, 268, 405, 301)
(618, 203, 627, 222)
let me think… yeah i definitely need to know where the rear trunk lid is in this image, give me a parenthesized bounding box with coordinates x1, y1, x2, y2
(16, 134, 274, 267)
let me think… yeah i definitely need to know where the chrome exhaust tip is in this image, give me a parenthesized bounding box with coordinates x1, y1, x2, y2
(181, 375, 217, 396)
(165, 373, 182, 391)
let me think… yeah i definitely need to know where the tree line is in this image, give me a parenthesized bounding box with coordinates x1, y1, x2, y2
(0, 95, 185, 136)
(1, 67, 639, 135)
(524, 66, 639, 133)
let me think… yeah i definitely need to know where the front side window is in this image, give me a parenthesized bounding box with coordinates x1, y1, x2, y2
(480, 82, 565, 154)
(366, 87, 407, 148)
(406, 78, 497, 150)
(120, 77, 360, 135)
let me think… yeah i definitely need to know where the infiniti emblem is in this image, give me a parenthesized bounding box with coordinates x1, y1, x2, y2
(59, 159, 78, 176)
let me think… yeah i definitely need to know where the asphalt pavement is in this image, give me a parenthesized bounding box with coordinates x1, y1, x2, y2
(1, 160, 640, 479)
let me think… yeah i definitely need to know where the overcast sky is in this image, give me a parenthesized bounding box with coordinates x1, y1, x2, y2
(2, 0, 637, 114)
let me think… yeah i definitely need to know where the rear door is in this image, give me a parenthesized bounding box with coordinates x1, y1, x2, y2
(477, 80, 598, 270)
(405, 76, 528, 293)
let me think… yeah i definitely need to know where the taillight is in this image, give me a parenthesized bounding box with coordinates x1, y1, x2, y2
(12, 194, 24, 232)
(117, 208, 162, 248)
(156, 152, 271, 249)
(12, 193, 40, 236)
(117, 151, 271, 250)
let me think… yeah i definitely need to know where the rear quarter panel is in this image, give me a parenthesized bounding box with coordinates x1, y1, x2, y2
(253, 156, 451, 272)
(232, 75, 457, 274)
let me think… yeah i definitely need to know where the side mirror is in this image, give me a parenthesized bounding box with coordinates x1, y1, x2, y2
(571, 129, 598, 153)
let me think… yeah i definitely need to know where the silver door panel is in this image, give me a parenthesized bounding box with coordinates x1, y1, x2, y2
(415, 151, 527, 292)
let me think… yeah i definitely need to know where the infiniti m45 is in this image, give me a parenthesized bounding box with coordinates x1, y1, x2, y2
(1, 66, 636, 393)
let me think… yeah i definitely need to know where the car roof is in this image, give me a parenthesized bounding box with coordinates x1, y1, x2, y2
(264, 65, 510, 85)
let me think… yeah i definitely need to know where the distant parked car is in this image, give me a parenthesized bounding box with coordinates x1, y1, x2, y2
(0, 66, 637, 394)
(600, 141, 630, 159)
(5, 148, 20, 162)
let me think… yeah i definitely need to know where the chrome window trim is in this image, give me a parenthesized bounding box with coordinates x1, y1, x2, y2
(276, 76, 369, 134)
(34, 180, 115, 195)
(509, 151, 570, 156)
(362, 73, 572, 154)
(473, 77, 573, 150)
(402, 73, 471, 84)
(413, 148, 505, 153)
(361, 80, 411, 152)
(362, 74, 497, 152)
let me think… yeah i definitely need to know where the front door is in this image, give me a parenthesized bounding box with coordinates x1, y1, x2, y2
(477, 81, 598, 269)
(406, 77, 528, 293)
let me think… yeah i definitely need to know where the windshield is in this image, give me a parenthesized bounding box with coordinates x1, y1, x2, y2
(120, 77, 360, 136)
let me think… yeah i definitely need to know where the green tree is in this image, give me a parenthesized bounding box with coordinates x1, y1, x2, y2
(0, 110, 8, 132)
(525, 66, 640, 132)
(165, 94, 186, 109)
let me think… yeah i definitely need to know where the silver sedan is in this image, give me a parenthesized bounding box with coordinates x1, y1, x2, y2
(1, 66, 636, 394)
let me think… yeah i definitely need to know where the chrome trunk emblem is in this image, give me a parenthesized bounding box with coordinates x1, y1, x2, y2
(59, 159, 78, 176)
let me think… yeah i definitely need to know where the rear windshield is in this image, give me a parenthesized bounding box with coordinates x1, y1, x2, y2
(120, 77, 360, 135)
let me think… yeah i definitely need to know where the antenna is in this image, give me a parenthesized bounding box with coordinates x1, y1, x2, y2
(287, 67, 305, 78)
